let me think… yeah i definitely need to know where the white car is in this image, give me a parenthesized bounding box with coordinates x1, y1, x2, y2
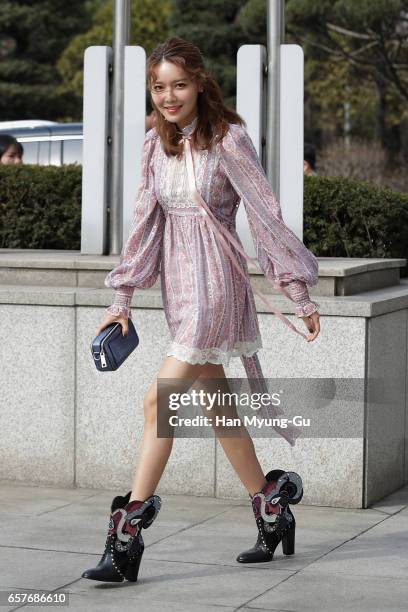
(0, 120, 59, 130)
(0, 122, 83, 165)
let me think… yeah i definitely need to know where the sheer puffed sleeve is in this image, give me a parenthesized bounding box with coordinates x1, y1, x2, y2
(104, 129, 165, 319)
(219, 123, 319, 318)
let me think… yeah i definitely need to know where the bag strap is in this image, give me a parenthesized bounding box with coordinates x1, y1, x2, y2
(180, 135, 309, 341)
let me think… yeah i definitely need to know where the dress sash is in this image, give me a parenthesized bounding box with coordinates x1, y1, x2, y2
(179, 134, 306, 446)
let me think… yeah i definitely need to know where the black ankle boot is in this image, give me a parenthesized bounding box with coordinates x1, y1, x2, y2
(82, 491, 161, 582)
(236, 469, 303, 564)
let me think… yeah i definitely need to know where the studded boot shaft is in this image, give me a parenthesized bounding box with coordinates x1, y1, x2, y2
(82, 492, 161, 582)
(236, 469, 302, 564)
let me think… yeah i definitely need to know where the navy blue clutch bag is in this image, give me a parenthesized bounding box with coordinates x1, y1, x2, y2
(90, 318, 139, 371)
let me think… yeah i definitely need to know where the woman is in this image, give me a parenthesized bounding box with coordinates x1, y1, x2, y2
(0, 135, 23, 165)
(82, 37, 320, 584)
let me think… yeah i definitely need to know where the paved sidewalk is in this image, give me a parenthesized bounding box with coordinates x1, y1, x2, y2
(0, 481, 407, 612)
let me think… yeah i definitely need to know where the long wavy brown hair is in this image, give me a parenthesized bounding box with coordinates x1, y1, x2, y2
(146, 37, 245, 158)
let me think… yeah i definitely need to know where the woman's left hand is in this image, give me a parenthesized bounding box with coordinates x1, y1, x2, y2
(302, 311, 320, 342)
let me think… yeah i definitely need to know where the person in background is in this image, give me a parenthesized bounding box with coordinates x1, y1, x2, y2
(304, 143, 317, 176)
(0, 135, 23, 165)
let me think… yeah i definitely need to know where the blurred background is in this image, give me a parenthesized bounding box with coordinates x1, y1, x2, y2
(0, 0, 407, 255)
(1, 0, 407, 188)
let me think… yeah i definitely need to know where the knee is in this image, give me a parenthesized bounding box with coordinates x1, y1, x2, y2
(143, 391, 158, 426)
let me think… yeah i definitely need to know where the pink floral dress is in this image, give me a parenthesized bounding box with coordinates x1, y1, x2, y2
(105, 116, 319, 444)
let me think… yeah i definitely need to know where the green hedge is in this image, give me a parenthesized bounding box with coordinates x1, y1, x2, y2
(0, 164, 81, 249)
(304, 175, 408, 264)
(1, 166, 408, 271)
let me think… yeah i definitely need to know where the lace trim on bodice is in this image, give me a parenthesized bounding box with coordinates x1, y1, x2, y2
(158, 115, 210, 211)
(159, 146, 208, 211)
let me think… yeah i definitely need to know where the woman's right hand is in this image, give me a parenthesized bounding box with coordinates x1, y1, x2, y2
(301, 311, 320, 342)
(95, 314, 129, 337)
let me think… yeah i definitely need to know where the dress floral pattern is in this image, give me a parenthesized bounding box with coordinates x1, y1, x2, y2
(104, 116, 320, 445)
(105, 115, 319, 360)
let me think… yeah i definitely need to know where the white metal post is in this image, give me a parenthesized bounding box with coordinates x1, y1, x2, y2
(266, 0, 284, 199)
(280, 45, 304, 239)
(122, 46, 148, 245)
(109, 0, 131, 254)
(236, 45, 266, 259)
(236, 44, 304, 242)
(81, 46, 112, 255)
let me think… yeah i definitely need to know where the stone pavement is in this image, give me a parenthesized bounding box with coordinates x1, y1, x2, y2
(1, 481, 407, 612)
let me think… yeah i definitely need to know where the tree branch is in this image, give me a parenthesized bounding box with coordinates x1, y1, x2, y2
(326, 22, 373, 40)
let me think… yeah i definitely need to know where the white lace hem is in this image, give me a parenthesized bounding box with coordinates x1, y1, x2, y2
(166, 336, 263, 366)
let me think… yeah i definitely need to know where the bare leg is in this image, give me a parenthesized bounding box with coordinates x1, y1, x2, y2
(216, 428, 266, 497)
(197, 364, 266, 497)
(130, 356, 208, 501)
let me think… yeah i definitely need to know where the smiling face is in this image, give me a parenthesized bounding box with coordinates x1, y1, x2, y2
(150, 60, 203, 130)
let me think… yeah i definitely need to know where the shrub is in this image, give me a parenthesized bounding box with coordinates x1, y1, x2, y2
(303, 174, 408, 275)
(1, 165, 408, 280)
(0, 164, 81, 249)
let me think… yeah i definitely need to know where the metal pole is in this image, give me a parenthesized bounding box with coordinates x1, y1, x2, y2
(109, 0, 131, 254)
(266, 0, 284, 199)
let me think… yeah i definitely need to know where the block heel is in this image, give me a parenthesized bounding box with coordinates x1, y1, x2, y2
(282, 524, 295, 555)
(125, 552, 143, 582)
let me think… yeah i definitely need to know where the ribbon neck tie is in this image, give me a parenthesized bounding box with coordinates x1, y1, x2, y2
(178, 134, 308, 341)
